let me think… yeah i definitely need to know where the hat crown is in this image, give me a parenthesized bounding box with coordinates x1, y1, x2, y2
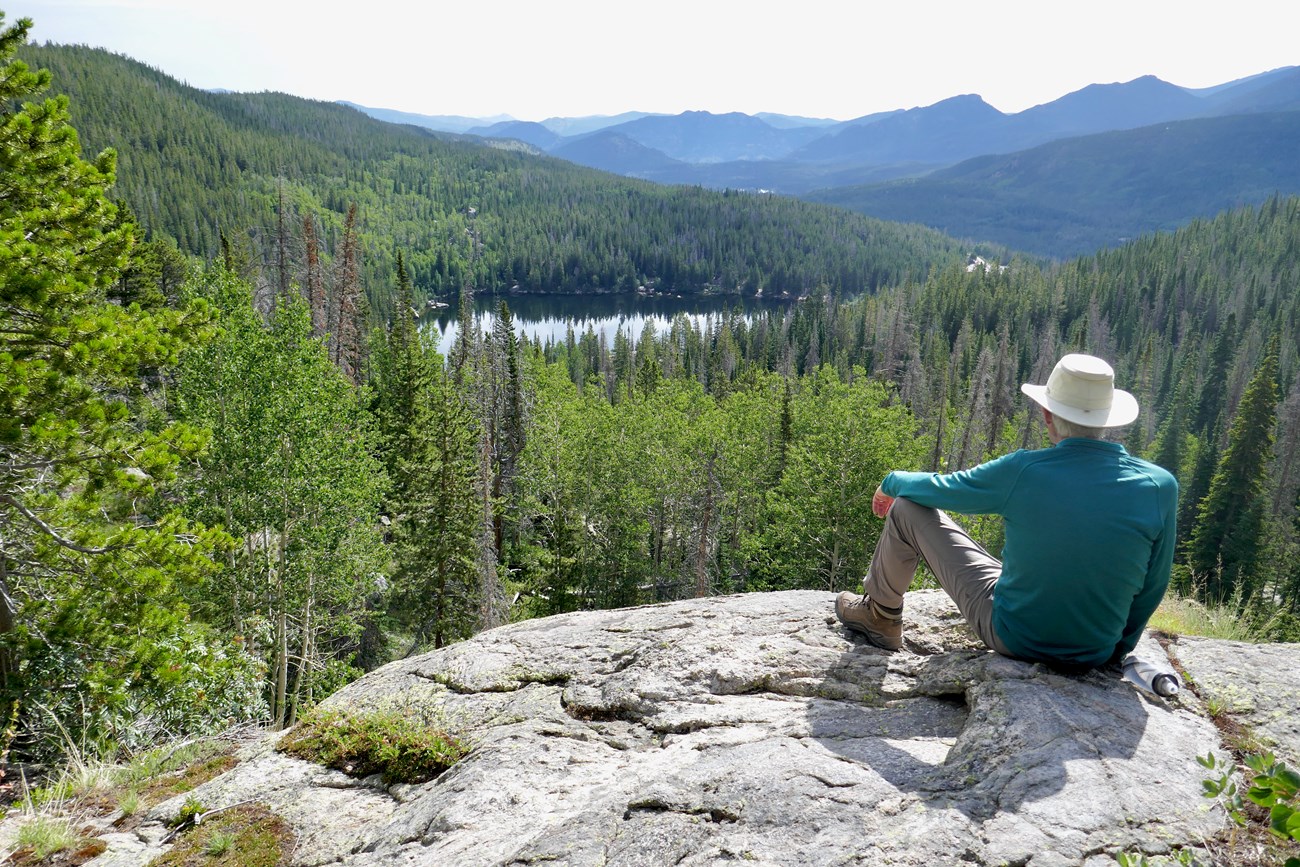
(1020, 353, 1139, 428)
(1046, 354, 1115, 411)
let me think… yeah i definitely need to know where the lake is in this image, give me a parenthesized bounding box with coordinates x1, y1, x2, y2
(423, 292, 799, 350)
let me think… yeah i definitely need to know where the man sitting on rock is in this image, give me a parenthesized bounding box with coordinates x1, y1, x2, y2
(836, 353, 1178, 670)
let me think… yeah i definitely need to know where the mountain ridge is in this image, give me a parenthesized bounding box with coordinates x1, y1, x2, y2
(345, 66, 1298, 192)
(806, 110, 1300, 257)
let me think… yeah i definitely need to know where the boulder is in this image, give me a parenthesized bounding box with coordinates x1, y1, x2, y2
(120, 589, 1300, 866)
(1165, 635, 1300, 767)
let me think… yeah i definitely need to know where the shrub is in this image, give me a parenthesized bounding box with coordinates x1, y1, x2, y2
(1197, 751, 1300, 867)
(277, 706, 468, 784)
(167, 796, 207, 829)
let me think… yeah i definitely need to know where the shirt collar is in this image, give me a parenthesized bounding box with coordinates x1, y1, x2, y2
(1056, 437, 1128, 455)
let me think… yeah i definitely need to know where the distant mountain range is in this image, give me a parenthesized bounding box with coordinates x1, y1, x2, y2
(345, 66, 1300, 257)
(345, 67, 1299, 186)
(806, 111, 1300, 258)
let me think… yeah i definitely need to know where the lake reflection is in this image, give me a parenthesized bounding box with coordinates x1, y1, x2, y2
(423, 293, 797, 350)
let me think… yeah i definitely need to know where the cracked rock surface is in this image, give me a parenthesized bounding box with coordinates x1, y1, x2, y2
(117, 590, 1281, 866)
(1167, 635, 1300, 767)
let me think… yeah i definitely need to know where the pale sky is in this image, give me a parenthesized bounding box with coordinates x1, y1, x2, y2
(11, 0, 1299, 122)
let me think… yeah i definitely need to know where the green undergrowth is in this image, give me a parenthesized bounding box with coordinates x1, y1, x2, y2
(5, 735, 244, 863)
(276, 706, 469, 785)
(1114, 751, 1300, 867)
(1148, 593, 1261, 642)
(25, 737, 239, 819)
(7, 813, 105, 865)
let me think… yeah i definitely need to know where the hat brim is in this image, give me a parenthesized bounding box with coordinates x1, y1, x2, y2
(1020, 383, 1139, 428)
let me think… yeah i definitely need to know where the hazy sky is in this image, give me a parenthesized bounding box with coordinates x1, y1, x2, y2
(13, 0, 1299, 121)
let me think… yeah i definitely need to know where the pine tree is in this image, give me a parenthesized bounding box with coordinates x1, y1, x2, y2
(1194, 314, 1236, 437)
(0, 15, 233, 756)
(1187, 338, 1280, 603)
(332, 203, 364, 384)
(393, 357, 481, 651)
(365, 253, 428, 532)
(494, 300, 527, 552)
(1150, 364, 1188, 462)
(303, 212, 326, 338)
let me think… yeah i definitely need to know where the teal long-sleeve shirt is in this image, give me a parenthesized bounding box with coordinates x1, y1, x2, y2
(881, 438, 1178, 667)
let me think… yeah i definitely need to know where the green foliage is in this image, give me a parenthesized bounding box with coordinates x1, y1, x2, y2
(13, 813, 88, 859)
(1187, 341, 1280, 604)
(1196, 751, 1300, 866)
(1243, 753, 1300, 842)
(117, 789, 141, 817)
(371, 278, 482, 650)
(0, 11, 257, 762)
(1198, 750, 1300, 843)
(167, 795, 207, 829)
(758, 366, 924, 590)
(1147, 593, 1260, 642)
(277, 706, 468, 784)
(1114, 849, 1202, 867)
(1198, 751, 1248, 827)
(172, 267, 387, 727)
(203, 830, 237, 856)
(109, 740, 239, 812)
(508, 355, 930, 608)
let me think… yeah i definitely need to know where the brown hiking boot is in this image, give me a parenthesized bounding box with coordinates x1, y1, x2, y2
(835, 591, 903, 651)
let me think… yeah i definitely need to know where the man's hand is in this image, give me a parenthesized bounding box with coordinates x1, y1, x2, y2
(872, 486, 895, 518)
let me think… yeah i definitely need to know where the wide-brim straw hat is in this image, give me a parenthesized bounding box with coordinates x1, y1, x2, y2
(1020, 353, 1139, 428)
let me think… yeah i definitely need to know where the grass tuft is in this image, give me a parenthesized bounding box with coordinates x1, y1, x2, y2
(14, 813, 80, 860)
(1149, 593, 1258, 642)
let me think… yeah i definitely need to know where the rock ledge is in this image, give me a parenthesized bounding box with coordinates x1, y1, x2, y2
(109, 591, 1300, 865)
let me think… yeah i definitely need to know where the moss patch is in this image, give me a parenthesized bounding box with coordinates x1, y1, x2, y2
(277, 706, 468, 785)
(139, 754, 239, 805)
(151, 803, 294, 867)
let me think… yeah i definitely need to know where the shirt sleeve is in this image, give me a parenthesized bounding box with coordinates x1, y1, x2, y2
(881, 451, 1026, 516)
(1111, 474, 1179, 662)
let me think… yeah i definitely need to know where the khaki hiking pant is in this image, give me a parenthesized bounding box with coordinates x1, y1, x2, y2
(862, 497, 1015, 657)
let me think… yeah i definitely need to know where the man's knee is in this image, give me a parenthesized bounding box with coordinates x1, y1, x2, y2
(887, 496, 936, 527)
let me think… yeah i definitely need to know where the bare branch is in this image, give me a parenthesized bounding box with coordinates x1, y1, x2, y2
(0, 494, 119, 555)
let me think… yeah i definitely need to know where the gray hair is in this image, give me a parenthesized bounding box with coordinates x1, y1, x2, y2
(1050, 415, 1109, 440)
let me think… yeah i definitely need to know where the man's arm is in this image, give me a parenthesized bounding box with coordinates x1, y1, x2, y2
(880, 451, 1026, 516)
(1112, 479, 1179, 661)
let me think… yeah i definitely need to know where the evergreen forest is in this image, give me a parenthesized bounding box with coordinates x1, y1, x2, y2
(17, 43, 970, 323)
(3, 14, 1299, 770)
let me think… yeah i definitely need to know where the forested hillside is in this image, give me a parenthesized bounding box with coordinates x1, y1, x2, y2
(20, 43, 967, 320)
(807, 111, 1300, 258)
(509, 199, 1300, 616)
(4, 14, 1298, 778)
